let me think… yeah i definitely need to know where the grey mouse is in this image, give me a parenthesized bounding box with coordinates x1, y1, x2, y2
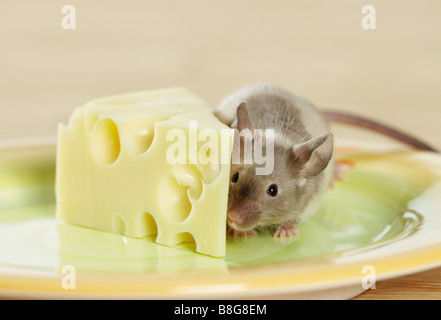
(215, 83, 334, 238)
(214, 82, 437, 238)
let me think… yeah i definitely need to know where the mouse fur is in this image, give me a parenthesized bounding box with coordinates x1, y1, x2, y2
(214, 82, 334, 238)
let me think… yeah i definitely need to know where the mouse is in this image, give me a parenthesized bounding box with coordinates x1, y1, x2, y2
(214, 82, 437, 238)
(215, 83, 335, 238)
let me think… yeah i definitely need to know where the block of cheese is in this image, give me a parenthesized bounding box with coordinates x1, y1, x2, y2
(56, 87, 233, 257)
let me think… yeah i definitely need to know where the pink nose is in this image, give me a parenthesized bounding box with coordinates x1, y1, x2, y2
(227, 208, 247, 225)
(227, 205, 257, 229)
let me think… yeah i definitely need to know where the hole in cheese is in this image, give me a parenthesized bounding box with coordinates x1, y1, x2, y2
(172, 165, 203, 201)
(121, 116, 166, 155)
(196, 161, 221, 184)
(112, 216, 127, 234)
(174, 232, 195, 244)
(138, 212, 158, 236)
(91, 118, 121, 165)
(159, 174, 192, 222)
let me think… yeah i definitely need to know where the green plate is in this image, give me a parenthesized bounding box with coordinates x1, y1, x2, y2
(1, 139, 441, 299)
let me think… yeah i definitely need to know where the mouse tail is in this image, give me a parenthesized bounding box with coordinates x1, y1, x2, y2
(323, 110, 438, 152)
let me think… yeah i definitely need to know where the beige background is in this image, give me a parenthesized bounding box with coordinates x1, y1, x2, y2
(1, 0, 441, 299)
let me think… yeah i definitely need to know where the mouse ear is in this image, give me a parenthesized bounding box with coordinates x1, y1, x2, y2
(292, 131, 334, 177)
(236, 102, 254, 138)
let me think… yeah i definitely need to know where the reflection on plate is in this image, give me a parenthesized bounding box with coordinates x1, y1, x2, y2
(1, 140, 441, 299)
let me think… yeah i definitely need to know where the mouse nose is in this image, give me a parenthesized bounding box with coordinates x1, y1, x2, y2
(227, 208, 247, 226)
(227, 205, 257, 230)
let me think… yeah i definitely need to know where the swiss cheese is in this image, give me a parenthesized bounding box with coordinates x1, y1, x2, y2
(56, 87, 233, 257)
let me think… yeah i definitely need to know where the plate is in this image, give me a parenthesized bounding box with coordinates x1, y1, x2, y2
(1, 137, 441, 299)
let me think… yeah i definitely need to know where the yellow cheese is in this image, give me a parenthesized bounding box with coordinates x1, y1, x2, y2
(56, 87, 233, 257)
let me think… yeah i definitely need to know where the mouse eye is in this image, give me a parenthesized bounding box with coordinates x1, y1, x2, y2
(267, 184, 278, 197)
(231, 172, 239, 183)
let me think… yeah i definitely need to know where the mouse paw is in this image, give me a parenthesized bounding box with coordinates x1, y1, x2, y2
(273, 222, 299, 238)
(227, 227, 257, 238)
